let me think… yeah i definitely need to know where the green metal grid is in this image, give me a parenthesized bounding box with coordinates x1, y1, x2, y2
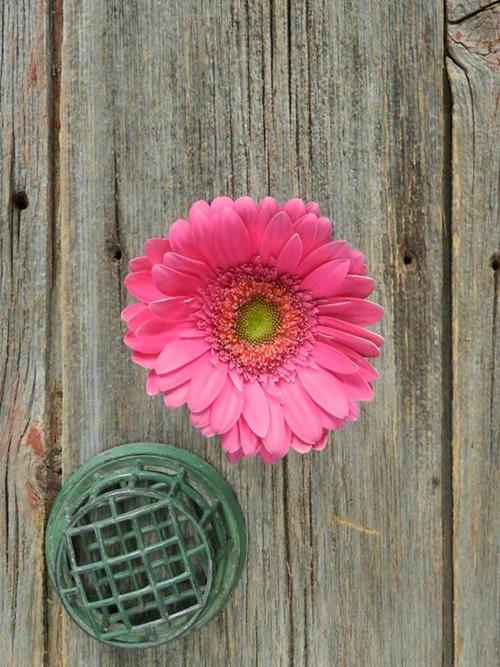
(45, 444, 246, 648)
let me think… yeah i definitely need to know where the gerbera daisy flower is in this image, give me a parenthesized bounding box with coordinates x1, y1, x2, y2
(122, 196, 383, 463)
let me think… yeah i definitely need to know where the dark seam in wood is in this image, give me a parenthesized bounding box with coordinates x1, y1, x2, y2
(490, 266, 498, 460)
(228, 88, 236, 195)
(267, 0, 274, 193)
(212, 58, 219, 187)
(3, 436, 9, 569)
(9, 129, 15, 279)
(447, 0, 500, 24)
(244, 0, 251, 194)
(287, 0, 292, 123)
(441, 36, 455, 665)
(282, 458, 294, 667)
(305, 0, 313, 176)
(256, 2, 269, 193)
(43, 1, 63, 665)
(0, 3, 5, 88)
(304, 462, 313, 667)
(112, 128, 124, 316)
(11, 485, 19, 626)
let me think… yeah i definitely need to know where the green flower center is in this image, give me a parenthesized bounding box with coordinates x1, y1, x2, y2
(236, 297, 281, 344)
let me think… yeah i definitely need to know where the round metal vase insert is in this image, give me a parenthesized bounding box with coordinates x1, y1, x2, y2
(45, 443, 246, 648)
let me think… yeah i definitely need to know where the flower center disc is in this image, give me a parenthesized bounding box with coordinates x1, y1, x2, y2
(236, 297, 280, 345)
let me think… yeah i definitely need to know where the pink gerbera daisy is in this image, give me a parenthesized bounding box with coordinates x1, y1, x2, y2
(122, 196, 383, 464)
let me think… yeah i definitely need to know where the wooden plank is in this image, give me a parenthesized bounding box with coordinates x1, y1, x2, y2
(0, 1, 59, 665)
(447, 0, 499, 23)
(57, 1, 448, 665)
(447, 5, 500, 665)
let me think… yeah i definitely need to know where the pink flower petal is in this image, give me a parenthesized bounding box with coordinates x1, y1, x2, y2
(316, 218, 333, 246)
(258, 447, 279, 464)
(251, 197, 280, 250)
(242, 381, 270, 438)
(234, 196, 258, 224)
(290, 435, 312, 454)
(239, 418, 260, 456)
(145, 238, 170, 264)
(187, 356, 228, 413)
(283, 198, 306, 221)
(312, 432, 329, 450)
(212, 207, 252, 267)
(210, 196, 234, 213)
(124, 331, 169, 354)
(319, 316, 384, 347)
(275, 233, 303, 274)
(259, 212, 292, 263)
(179, 327, 205, 338)
(297, 365, 349, 418)
(300, 259, 350, 298)
(163, 252, 213, 279)
(229, 369, 244, 391)
(313, 340, 359, 374)
(126, 306, 153, 332)
(146, 371, 160, 396)
(319, 298, 384, 325)
(191, 406, 211, 428)
(129, 256, 151, 272)
(227, 450, 244, 464)
(318, 327, 381, 357)
(136, 318, 172, 337)
(280, 380, 324, 443)
(297, 241, 349, 276)
(125, 271, 165, 302)
(334, 275, 375, 298)
(264, 382, 283, 401)
(121, 303, 146, 322)
(156, 353, 209, 391)
(188, 200, 211, 223)
(168, 218, 198, 258)
(132, 351, 157, 369)
(305, 202, 321, 216)
(328, 297, 384, 326)
(335, 345, 379, 381)
(152, 264, 204, 296)
(293, 214, 332, 254)
(163, 382, 189, 408)
(156, 337, 210, 374)
(262, 397, 290, 457)
(339, 373, 374, 401)
(349, 249, 367, 275)
(220, 424, 241, 453)
(150, 297, 193, 321)
(211, 379, 244, 433)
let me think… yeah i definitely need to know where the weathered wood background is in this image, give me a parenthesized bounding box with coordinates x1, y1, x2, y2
(1, 1, 498, 665)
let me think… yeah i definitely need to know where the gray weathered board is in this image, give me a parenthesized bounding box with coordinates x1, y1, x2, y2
(0, 1, 498, 666)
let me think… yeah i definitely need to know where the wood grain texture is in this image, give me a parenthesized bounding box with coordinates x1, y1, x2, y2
(0, 1, 58, 665)
(447, 0, 499, 23)
(3, 0, 498, 665)
(57, 1, 447, 665)
(447, 5, 500, 665)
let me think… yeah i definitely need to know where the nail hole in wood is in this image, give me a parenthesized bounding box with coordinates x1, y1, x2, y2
(12, 190, 29, 210)
(106, 240, 123, 262)
(490, 253, 500, 272)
